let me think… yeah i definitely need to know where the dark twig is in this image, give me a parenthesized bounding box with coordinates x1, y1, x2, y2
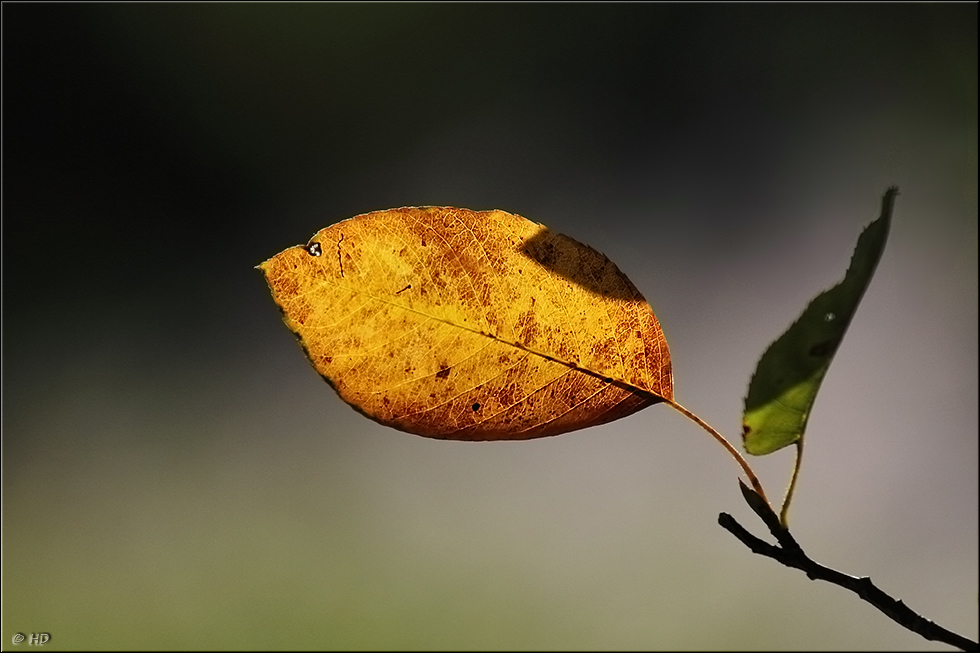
(720, 480, 978, 651)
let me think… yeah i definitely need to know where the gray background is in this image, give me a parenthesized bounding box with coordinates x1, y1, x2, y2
(3, 4, 977, 650)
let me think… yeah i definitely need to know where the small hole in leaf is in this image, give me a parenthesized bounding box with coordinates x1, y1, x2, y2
(824, 312, 835, 322)
(472, 403, 481, 411)
(307, 242, 322, 257)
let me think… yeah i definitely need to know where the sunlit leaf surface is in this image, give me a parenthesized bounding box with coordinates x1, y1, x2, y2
(260, 207, 673, 440)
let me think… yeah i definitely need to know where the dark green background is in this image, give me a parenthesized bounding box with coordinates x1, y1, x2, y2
(3, 4, 976, 650)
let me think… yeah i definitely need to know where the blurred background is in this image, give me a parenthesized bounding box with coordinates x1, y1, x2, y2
(2, 4, 976, 650)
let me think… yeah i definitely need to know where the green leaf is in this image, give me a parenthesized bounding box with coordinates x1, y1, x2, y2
(742, 188, 898, 456)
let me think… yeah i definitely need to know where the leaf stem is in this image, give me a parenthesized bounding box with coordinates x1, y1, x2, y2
(779, 439, 804, 527)
(665, 399, 772, 510)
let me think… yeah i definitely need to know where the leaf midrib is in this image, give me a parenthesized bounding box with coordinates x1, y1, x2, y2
(314, 277, 665, 403)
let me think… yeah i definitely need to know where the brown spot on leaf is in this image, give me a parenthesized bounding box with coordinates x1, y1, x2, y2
(809, 340, 835, 357)
(517, 310, 540, 345)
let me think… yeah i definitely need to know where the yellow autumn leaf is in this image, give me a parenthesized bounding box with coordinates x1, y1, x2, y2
(258, 207, 673, 440)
